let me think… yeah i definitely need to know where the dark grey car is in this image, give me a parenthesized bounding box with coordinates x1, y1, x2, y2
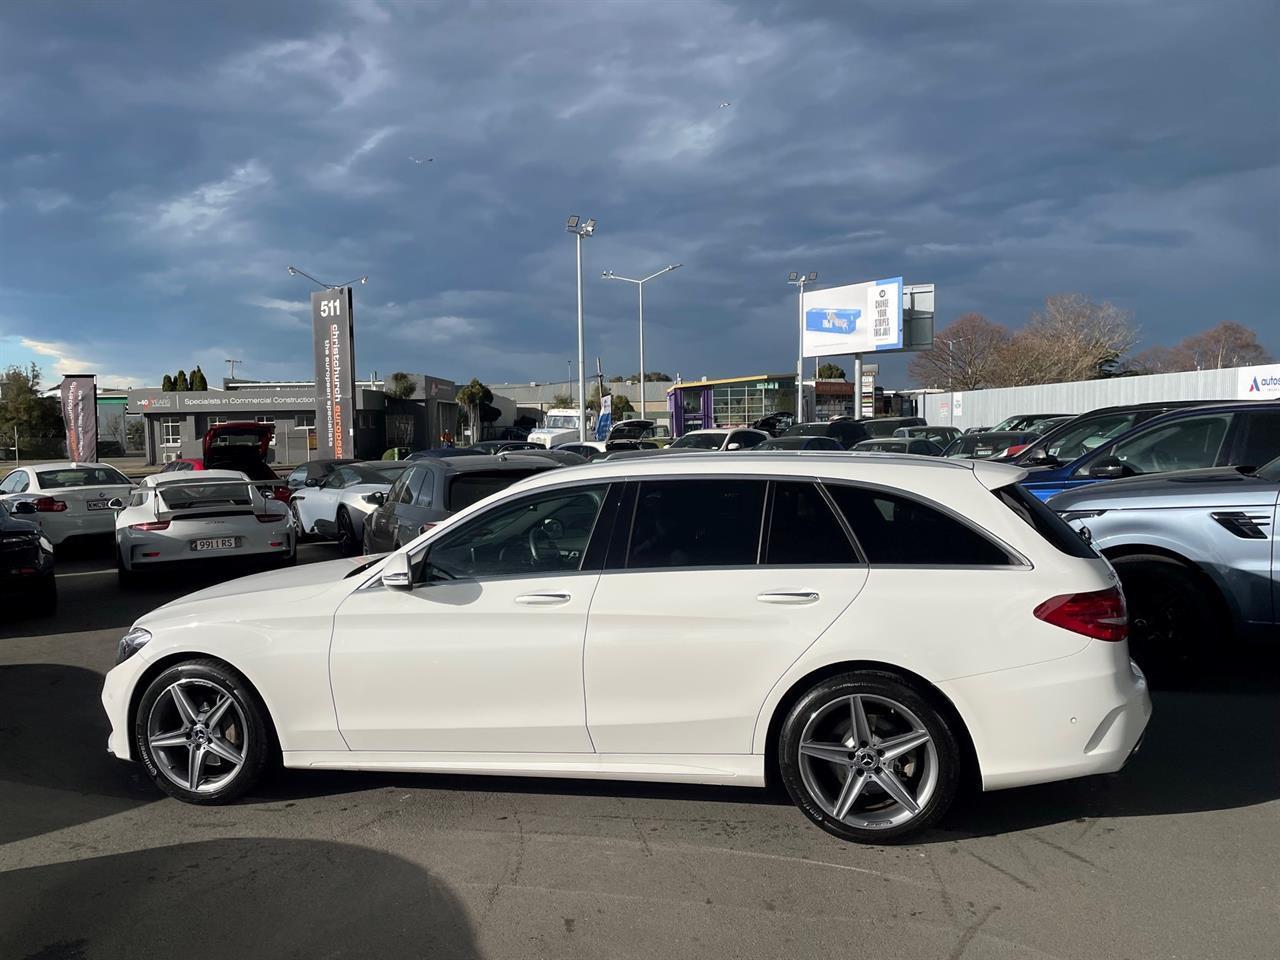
(362, 456, 564, 553)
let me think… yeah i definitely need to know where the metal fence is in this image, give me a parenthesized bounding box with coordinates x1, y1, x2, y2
(922, 365, 1273, 430)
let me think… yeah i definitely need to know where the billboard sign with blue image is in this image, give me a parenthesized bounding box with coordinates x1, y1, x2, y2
(801, 277, 904, 358)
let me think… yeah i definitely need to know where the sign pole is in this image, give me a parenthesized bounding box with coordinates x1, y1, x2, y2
(852, 354, 863, 420)
(795, 281, 805, 421)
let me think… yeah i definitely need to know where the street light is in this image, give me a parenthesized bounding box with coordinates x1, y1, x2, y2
(938, 336, 967, 425)
(287, 266, 369, 290)
(602, 264, 682, 420)
(566, 216, 596, 441)
(787, 271, 818, 421)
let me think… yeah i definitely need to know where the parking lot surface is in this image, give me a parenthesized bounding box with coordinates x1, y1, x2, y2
(2, 543, 1277, 960)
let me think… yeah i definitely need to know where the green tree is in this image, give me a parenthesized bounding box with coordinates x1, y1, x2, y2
(190, 365, 208, 391)
(456, 378, 492, 443)
(161, 374, 175, 392)
(551, 393, 574, 407)
(387, 371, 417, 399)
(611, 393, 635, 416)
(0, 363, 64, 455)
(588, 384, 635, 416)
(622, 372, 673, 382)
(174, 369, 190, 392)
(817, 362, 846, 379)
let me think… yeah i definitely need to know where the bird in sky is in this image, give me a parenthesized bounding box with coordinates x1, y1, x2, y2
(718, 102, 731, 108)
(409, 156, 433, 164)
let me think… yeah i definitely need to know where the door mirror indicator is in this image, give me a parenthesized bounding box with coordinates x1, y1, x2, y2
(381, 552, 413, 589)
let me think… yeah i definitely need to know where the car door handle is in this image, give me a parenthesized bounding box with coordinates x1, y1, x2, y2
(515, 593, 571, 605)
(757, 591, 820, 604)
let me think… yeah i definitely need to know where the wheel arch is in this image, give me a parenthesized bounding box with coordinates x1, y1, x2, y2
(760, 660, 981, 794)
(126, 650, 282, 762)
(1101, 543, 1238, 626)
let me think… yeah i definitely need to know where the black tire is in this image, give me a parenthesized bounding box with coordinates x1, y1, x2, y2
(777, 671, 961, 843)
(133, 658, 273, 805)
(290, 501, 311, 543)
(116, 546, 138, 588)
(1110, 554, 1217, 670)
(336, 508, 359, 557)
(35, 573, 57, 616)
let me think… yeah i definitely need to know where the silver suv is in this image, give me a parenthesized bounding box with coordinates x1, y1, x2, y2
(1050, 456, 1280, 663)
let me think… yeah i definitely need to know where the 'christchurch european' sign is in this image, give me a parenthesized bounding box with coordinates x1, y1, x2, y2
(312, 287, 357, 459)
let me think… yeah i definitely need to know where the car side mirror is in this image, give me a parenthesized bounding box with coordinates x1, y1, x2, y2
(13, 500, 37, 515)
(381, 551, 413, 590)
(363, 491, 386, 506)
(107, 498, 124, 511)
(1088, 456, 1130, 480)
(304, 478, 320, 487)
(726, 442, 742, 451)
(261, 490, 275, 500)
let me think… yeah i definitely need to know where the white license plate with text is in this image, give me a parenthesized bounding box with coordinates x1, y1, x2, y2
(192, 537, 238, 552)
(86, 500, 111, 511)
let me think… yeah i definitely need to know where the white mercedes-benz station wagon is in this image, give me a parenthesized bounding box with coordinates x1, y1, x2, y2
(102, 453, 1150, 842)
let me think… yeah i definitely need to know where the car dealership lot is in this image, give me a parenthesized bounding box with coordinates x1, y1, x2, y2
(1, 545, 1277, 959)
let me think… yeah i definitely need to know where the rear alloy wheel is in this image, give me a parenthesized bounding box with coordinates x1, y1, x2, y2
(1111, 554, 1214, 671)
(779, 672, 960, 843)
(134, 659, 271, 804)
(336, 509, 359, 557)
(290, 501, 310, 543)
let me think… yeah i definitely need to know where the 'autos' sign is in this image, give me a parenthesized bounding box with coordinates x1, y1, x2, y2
(1237, 364, 1280, 400)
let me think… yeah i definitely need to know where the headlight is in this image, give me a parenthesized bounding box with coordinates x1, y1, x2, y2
(1057, 509, 1108, 523)
(116, 627, 152, 664)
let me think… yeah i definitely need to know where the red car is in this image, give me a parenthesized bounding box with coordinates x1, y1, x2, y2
(159, 421, 291, 502)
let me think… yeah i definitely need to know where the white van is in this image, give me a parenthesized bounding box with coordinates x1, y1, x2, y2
(528, 408, 592, 448)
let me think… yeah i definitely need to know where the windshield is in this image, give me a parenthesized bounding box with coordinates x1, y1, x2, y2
(158, 481, 253, 509)
(36, 467, 130, 487)
(1040, 414, 1135, 461)
(670, 433, 725, 449)
(543, 416, 579, 429)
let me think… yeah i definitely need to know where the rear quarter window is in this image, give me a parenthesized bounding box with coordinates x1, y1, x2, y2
(447, 470, 542, 512)
(995, 483, 1096, 559)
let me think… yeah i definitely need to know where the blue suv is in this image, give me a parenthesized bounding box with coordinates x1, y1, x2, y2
(1020, 402, 1280, 501)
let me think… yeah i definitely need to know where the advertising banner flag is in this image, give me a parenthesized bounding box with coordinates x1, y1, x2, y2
(60, 375, 98, 462)
(311, 287, 357, 459)
(595, 394, 612, 441)
(802, 277, 903, 358)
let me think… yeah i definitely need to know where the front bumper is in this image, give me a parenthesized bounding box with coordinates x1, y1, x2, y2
(939, 644, 1151, 792)
(102, 655, 143, 760)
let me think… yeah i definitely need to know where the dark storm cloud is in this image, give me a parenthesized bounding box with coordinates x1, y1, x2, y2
(0, 0, 1275, 386)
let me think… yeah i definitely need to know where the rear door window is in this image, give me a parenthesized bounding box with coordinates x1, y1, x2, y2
(1090, 413, 1233, 476)
(1045, 413, 1136, 461)
(765, 482, 858, 565)
(626, 479, 766, 569)
(825, 484, 1013, 565)
(1235, 411, 1280, 468)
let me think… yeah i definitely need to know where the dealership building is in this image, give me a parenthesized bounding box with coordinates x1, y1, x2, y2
(126, 374, 458, 465)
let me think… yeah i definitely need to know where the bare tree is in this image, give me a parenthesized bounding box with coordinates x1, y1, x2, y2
(908, 313, 1012, 390)
(998, 294, 1137, 386)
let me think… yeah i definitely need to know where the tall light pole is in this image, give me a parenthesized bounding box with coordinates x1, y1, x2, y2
(787, 271, 817, 421)
(566, 216, 596, 441)
(938, 336, 967, 425)
(602, 264, 682, 420)
(287, 266, 369, 290)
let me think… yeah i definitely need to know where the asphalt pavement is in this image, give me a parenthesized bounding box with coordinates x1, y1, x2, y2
(1, 540, 1277, 960)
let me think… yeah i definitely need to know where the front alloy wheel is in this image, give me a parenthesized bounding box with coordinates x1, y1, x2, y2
(134, 660, 270, 803)
(779, 673, 960, 842)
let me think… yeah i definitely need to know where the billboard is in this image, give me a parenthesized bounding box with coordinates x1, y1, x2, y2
(595, 394, 612, 441)
(311, 287, 357, 459)
(802, 277, 904, 358)
(60, 375, 98, 463)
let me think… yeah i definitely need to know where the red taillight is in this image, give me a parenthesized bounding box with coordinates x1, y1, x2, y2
(1034, 587, 1127, 642)
(130, 520, 170, 531)
(34, 497, 67, 513)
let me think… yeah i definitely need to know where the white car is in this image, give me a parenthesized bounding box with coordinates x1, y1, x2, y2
(0, 461, 134, 546)
(289, 460, 408, 555)
(667, 427, 770, 451)
(114, 470, 294, 583)
(101, 453, 1149, 842)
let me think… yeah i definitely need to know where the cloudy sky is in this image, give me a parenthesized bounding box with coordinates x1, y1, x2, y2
(1, 0, 1275, 390)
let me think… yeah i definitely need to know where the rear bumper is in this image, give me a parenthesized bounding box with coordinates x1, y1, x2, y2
(939, 645, 1151, 791)
(121, 526, 294, 568)
(44, 511, 116, 545)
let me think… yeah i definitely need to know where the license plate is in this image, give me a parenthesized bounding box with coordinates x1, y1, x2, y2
(86, 500, 111, 511)
(192, 537, 238, 552)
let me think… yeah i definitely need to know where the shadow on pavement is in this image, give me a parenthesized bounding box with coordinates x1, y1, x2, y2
(0, 663, 160, 844)
(0, 839, 480, 960)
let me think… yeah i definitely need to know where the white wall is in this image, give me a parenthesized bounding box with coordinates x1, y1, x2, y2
(923, 363, 1280, 430)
